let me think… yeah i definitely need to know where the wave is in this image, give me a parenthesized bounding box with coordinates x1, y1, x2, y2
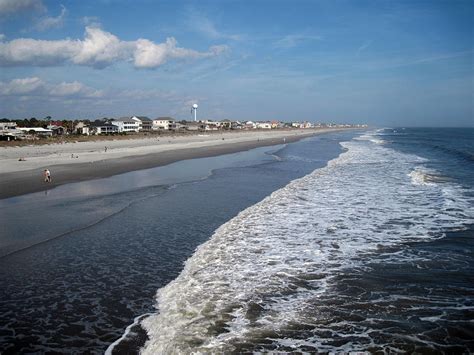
(354, 134, 386, 145)
(407, 167, 452, 186)
(139, 133, 474, 353)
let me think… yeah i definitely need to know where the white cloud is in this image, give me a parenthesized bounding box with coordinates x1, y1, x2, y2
(134, 37, 227, 68)
(0, 37, 79, 66)
(0, 77, 44, 94)
(35, 4, 67, 31)
(0, 0, 45, 16)
(0, 77, 103, 98)
(73, 26, 133, 68)
(49, 81, 103, 98)
(0, 34, 5, 41)
(0, 77, 211, 118)
(0, 26, 227, 69)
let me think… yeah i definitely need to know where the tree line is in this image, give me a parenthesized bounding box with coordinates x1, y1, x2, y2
(0, 117, 110, 128)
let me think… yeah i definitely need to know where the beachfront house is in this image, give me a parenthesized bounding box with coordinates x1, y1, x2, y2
(18, 127, 53, 137)
(89, 121, 119, 135)
(111, 117, 140, 133)
(185, 122, 204, 131)
(220, 119, 232, 130)
(271, 120, 282, 129)
(244, 121, 257, 129)
(231, 121, 243, 130)
(0, 122, 24, 141)
(132, 116, 153, 131)
(256, 122, 272, 129)
(291, 122, 303, 128)
(47, 125, 66, 135)
(203, 120, 219, 131)
(74, 122, 90, 135)
(152, 117, 176, 131)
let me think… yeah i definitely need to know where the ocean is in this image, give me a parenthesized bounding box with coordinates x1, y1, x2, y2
(0, 128, 473, 353)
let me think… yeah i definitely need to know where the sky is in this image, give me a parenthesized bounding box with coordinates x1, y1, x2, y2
(0, 0, 472, 126)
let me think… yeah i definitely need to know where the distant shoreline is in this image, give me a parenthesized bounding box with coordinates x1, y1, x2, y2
(0, 128, 353, 199)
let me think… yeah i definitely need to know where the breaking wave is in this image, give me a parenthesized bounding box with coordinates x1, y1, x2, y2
(140, 132, 474, 353)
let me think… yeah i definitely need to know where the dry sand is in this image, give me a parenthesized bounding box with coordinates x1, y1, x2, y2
(0, 129, 345, 199)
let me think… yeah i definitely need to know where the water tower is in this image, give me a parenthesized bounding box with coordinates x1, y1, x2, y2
(191, 104, 198, 122)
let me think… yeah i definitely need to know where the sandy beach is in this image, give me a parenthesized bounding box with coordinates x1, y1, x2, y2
(0, 128, 345, 199)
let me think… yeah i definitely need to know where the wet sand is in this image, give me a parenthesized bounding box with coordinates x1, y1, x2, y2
(0, 129, 346, 199)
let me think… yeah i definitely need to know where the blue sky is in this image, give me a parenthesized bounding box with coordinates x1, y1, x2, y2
(0, 0, 472, 126)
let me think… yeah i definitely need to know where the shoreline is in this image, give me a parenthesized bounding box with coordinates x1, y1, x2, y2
(0, 129, 351, 199)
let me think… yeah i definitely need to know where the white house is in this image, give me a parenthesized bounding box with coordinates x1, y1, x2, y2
(256, 122, 272, 129)
(185, 122, 203, 131)
(74, 122, 90, 135)
(132, 116, 153, 131)
(18, 127, 53, 136)
(111, 117, 140, 133)
(231, 121, 243, 129)
(204, 121, 219, 131)
(89, 122, 119, 135)
(47, 125, 66, 135)
(152, 117, 175, 130)
(0, 122, 24, 140)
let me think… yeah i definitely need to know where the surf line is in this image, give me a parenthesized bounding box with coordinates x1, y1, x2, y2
(105, 313, 154, 355)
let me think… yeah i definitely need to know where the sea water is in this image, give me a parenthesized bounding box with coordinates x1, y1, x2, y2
(0, 131, 347, 353)
(140, 128, 474, 353)
(1, 128, 472, 353)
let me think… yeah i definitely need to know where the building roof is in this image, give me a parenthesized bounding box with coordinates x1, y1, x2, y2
(114, 117, 137, 122)
(18, 127, 52, 132)
(47, 125, 65, 130)
(154, 117, 175, 121)
(133, 116, 152, 121)
(89, 121, 117, 128)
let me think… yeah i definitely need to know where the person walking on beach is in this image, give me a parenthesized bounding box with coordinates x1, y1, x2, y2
(43, 169, 51, 183)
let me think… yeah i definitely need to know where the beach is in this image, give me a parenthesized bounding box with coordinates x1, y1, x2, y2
(1, 128, 473, 353)
(1, 129, 355, 353)
(0, 129, 340, 199)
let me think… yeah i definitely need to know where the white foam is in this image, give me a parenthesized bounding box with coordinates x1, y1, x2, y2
(354, 133, 386, 144)
(408, 167, 437, 186)
(140, 132, 474, 353)
(105, 313, 153, 355)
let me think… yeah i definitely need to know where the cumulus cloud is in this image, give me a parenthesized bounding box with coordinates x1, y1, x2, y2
(73, 26, 133, 68)
(0, 38, 79, 66)
(0, 26, 228, 69)
(0, 77, 103, 98)
(0, 0, 45, 16)
(0, 77, 44, 94)
(49, 81, 103, 97)
(35, 4, 67, 31)
(0, 34, 5, 41)
(134, 37, 227, 68)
